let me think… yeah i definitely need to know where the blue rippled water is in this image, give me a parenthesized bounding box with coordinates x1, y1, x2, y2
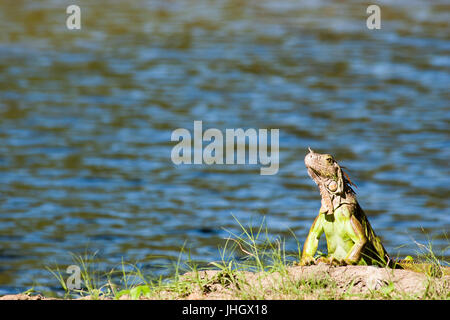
(0, 0, 448, 294)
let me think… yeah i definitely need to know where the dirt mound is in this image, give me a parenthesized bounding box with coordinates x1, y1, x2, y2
(0, 294, 55, 300)
(177, 264, 449, 299)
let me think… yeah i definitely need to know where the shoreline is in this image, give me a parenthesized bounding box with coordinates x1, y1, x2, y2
(1, 264, 448, 300)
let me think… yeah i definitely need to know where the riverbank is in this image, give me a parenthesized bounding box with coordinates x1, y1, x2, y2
(1, 264, 448, 300)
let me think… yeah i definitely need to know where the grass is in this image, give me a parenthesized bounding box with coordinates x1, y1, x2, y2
(39, 216, 449, 300)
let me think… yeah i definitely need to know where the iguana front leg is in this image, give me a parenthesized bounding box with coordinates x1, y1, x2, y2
(344, 215, 368, 265)
(300, 214, 324, 265)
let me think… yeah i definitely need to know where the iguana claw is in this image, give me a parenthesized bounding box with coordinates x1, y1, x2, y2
(298, 256, 316, 266)
(317, 257, 346, 266)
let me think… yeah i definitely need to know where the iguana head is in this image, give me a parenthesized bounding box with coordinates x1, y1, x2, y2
(304, 148, 354, 215)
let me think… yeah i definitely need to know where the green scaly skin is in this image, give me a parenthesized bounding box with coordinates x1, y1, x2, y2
(300, 148, 392, 267)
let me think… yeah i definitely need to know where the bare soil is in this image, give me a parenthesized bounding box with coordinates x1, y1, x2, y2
(173, 264, 449, 300)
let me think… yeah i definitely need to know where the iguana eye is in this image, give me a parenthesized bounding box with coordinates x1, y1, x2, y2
(326, 156, 333, 163)
(328, 181, 337, 191)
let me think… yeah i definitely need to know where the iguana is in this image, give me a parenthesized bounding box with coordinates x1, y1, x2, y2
(300, 148, 392, 267)
(299, 148, 449, 276)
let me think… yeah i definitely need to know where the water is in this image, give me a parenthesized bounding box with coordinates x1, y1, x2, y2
(0, 0, 449, 294)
